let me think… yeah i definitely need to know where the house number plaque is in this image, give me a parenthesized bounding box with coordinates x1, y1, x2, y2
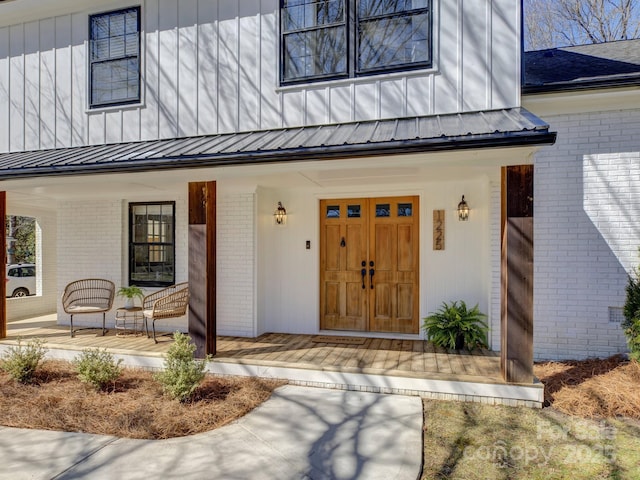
(433, 210, 445, 250)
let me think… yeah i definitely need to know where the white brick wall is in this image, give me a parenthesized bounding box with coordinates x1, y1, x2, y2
(57, 200, 123, 329)
(489, 180, 501, 350)
(533, 108, 640, 360)
(217, 191, 256, 337)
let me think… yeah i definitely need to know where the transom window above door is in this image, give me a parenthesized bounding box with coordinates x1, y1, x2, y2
(281, 0, 432, 84)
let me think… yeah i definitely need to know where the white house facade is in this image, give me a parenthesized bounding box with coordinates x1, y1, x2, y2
(12, 0, 639, 383)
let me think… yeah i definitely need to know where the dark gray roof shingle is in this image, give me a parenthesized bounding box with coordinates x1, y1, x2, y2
(524, 39, 640, 93)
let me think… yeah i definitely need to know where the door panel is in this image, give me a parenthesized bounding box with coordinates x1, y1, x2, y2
(320, 196, 419, 333)
(320, 199, 368, 331)
(369, 196, 419, 333)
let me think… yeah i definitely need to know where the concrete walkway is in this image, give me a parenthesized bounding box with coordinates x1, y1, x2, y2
(0, 385, 423, 480)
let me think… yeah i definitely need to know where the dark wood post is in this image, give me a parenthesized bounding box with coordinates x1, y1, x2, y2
(188, 181, 216, 357)
(501, 166, 534, 383)
(0, 192, 6, 339)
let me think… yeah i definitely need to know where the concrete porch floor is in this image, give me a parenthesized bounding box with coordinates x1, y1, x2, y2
(1, 314, 543, 407)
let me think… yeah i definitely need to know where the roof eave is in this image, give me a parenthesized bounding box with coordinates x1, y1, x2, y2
(523, 76, 640, 95)
(0, 130, 557, 180)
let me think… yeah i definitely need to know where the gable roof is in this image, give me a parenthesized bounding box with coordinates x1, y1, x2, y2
(0, 108, 555, 180)
(523, 39, 640, 94)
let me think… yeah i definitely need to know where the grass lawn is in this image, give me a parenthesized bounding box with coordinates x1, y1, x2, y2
(422, 356, 640, 479)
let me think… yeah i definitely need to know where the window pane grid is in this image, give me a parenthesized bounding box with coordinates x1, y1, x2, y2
(129, 202, 175, 286)
(90, 7, 140, 108)
(281, 0, 431, 83)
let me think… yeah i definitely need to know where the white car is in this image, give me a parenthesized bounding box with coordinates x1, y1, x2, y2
(6, 264, 36, 298)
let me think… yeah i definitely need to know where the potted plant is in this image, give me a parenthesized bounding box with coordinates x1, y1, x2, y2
(117, 285, 144, 309)
(422, 300, 488, 350)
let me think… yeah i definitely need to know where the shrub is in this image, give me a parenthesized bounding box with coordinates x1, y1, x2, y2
(623, 256, 640, 362)
(423, 300, 488, 350)
(155, 332, 210, 402)
(0, 338, 47, 383)
(74, 348, 123, 391)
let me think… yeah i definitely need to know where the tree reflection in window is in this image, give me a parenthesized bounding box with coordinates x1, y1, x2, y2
(281, 0, 431, 83)
(129, 202, 175, 287)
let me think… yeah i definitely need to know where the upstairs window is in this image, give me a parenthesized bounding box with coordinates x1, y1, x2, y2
(89, 7, 141, 108)
(281, 0, 431, 84)
(129, 202, 175, 287)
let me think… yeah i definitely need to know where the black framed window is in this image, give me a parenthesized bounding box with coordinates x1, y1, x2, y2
(281, 0, 431, 84)
(129, 202, 175, 287)
(89, 7, 141, 108)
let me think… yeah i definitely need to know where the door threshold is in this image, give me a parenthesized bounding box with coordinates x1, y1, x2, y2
(318, 330, 422, 340)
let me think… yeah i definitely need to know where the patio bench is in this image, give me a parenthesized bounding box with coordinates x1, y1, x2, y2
(62, 279, 115, 338)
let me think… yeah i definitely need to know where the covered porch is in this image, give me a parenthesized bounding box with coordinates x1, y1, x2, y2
(2, 314, 543, 406)
(0, 109, 555, 405)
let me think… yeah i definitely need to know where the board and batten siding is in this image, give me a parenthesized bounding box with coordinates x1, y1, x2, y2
(0, 0, 520, 153)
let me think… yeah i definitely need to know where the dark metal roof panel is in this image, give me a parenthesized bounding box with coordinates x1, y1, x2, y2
(0, 108, 555, 178)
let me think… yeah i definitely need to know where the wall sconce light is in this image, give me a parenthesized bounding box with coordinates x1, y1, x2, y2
(274, 201, 287, 225)
(457, 195, 469, 221)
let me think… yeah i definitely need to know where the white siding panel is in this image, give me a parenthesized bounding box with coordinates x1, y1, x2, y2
(461, 0, 488, 112)
(9, 24, 25, 152)
(305, 88, 328, 125)
(88, 110, 104, 145)
(105, 110, 122, 144)
(197, 0, 218, 135)
(238, 1, 259, 132)
(433, 0, 459, 114)
(55, 16, 72, 147)
(23, 21, 40, 151)
(354, 82, 378, 121)
(259, 0, 280, 129)
(407, 77, 431, 117)
(178, 0, 198, 137)
(282, 90, 303, 127)
(218, 0, 240, 133)
(70, 13, 87, 147)
(0, 27, 9, 152)
(491, 0, 519, 109)
(329, 85, 352, 123)
(158, 0, 179, 139)
(380, 78, 405, 120)
(40, 19, 56, 149)
(121, 109, 140, 143)
(141, 0, 160, 141)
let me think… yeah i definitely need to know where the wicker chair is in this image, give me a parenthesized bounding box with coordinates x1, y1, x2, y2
(62, 279, 115, 337)
(142, 282, 189, 343)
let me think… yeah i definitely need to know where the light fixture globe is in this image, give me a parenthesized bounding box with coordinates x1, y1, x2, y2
(274, 201, 287, 225)
(457, 195, 469, 221)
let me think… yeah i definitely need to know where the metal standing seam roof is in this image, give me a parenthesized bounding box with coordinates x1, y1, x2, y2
(0, 107, 556, 179)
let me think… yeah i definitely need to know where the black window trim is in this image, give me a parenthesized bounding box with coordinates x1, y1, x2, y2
(89, 6, 142, 109)
(280, 0, 432, 86)
(128, 201, 176, 288)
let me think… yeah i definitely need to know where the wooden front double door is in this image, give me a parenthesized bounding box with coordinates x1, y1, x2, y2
(320, 196, 419, 334)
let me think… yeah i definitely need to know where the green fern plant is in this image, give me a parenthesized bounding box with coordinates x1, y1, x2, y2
(422, 301, 488, 350)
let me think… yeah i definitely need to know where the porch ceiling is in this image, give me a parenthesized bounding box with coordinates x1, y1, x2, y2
(0, 108, 555, 181)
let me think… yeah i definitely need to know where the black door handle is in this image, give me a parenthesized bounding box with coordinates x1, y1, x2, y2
(361, 268, 367, 289)
(369, 268, 375, 288)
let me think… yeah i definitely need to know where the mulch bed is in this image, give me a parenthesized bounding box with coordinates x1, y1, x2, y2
(534, 355, 640, 418)
(0, 360, 285, 439)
